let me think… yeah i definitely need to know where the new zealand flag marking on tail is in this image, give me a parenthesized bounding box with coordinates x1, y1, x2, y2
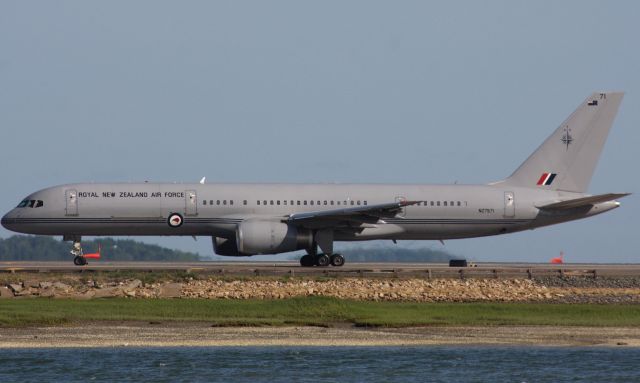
(536, 172, 557, 186)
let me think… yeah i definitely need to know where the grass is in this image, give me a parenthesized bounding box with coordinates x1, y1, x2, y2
(1, 297, 640, 328)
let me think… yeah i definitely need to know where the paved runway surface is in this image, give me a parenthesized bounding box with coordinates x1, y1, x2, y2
(2, 261, 640, 278)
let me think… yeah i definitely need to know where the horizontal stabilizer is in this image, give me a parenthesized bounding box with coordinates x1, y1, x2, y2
(537, 193, 630, 211)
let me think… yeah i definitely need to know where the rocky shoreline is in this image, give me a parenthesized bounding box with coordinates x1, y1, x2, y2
(1, 275, 639, 303)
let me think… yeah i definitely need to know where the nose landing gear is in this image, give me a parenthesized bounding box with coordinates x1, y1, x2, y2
(70, 239, 88, 266)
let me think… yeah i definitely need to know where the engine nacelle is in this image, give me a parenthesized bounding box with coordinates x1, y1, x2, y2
(212, 236, 245, 257)
(236, 220, 312, 255)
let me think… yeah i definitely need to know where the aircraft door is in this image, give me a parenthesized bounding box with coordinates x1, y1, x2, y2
(65, 189, 78, 216)
(504, 191, 515, 218)
(395, 196, 407, 218)
(185, 190, 198, 216)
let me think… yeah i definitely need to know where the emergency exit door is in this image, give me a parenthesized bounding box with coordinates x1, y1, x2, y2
(185, 190, 198, 216)
(65, 189, 78, 216)
(504, 191, 515, 218)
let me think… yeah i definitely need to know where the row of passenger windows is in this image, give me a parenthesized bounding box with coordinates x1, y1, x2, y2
(202, 199, 368, 206)
(16, 200, 44, 208)
(257, 200, 368, 206)
(416, 201, 466, 207)
(201, 200, 467, 207)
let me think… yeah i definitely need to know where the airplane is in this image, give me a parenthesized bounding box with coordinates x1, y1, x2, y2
(1, 91, 629, 267)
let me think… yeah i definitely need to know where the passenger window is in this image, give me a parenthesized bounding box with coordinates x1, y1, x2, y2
(216, 200, 220, 205)
(297, 201, 301, 205)
(364, 201, 367, 206)
(350, 201, 354, 206)
(317, 201, 320, 206)
(243, 200, 247, 205)
(230, 200, 234, 205)
(304, 201, 307, 205)
(444, 201, 448, 206)
(283, 200, 287, 205)
(337, 201, 341, 205)
(430, 201, 434, 206)
(257, 200, 260, 205)
(324, 201, 327, 205)
(203, 200, 207, 205)
(223, 200, 227, 205)
(437, 201, 440, 206)
(357, 200, 361, 205)
(450, 201, 454, 206)
(457, 201, 461, 206)
(291, 200, 294, 205)
(330, 201, 334, 205)
(263, 200, 267, 205)
(270, 200, 274, 205)
(277, 200, 280, 205)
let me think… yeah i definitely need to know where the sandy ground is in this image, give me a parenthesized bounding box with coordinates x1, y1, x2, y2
(1, 324, 639, 348)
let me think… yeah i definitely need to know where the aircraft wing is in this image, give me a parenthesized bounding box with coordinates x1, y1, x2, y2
(285, 200, 419, 228)
(537, 193, 630, 211)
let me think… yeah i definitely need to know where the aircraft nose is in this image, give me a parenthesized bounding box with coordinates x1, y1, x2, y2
(1, 211, 16, 231)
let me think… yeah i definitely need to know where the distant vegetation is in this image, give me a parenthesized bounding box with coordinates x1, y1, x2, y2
(0, 235, 457, 263)
(0, 235, 201, 262)
(339, 246, 455, 263)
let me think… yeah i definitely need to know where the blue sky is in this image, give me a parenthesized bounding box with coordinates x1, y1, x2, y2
(1, 1, 638, 262)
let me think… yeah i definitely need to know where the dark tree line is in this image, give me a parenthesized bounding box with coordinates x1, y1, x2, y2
(0, 235, 201, 261)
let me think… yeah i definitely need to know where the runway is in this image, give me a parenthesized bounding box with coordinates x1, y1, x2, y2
(2, 261, 640, 278)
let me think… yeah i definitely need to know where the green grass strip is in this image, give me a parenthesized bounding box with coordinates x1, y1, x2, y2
(1, 297, 639, 327)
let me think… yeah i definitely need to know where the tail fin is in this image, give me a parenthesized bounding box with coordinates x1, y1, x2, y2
(502, 91, 624, 193)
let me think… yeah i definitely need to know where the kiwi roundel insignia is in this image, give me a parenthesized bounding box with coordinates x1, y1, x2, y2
(167, 213, 183, 228)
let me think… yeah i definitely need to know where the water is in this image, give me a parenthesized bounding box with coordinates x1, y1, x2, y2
(1, 346, 639, 382)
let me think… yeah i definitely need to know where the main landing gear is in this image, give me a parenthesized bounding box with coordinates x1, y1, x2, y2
(70, 239, 88, 266)
(299, 253, 345, 267)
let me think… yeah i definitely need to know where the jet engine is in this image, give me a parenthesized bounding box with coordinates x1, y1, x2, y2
(212, 236, 244, 257)
(236, 219, 312, 255)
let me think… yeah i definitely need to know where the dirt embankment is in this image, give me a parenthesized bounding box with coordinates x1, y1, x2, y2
(1, 275, 639, 303)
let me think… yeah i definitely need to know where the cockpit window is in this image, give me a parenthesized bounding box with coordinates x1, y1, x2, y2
(16, 200, 44, 208)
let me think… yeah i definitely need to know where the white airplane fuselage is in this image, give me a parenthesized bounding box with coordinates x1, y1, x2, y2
(1, 182, 617, 240)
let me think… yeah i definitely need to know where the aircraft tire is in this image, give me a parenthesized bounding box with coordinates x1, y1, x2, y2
(330, 254, 345, 267)
(316, 254, 330, 267)
(300, 254, 315, 267)
(73, 256, 87, 266)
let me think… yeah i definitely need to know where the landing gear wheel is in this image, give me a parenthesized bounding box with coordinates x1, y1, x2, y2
(330, 254, 345, 267)
(316, 254, 330, 267)
(73, 256, 87, 266)
(300, 254, 315, 267)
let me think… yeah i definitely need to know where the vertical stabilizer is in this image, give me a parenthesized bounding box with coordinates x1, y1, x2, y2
(502, 92, 623, 193)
